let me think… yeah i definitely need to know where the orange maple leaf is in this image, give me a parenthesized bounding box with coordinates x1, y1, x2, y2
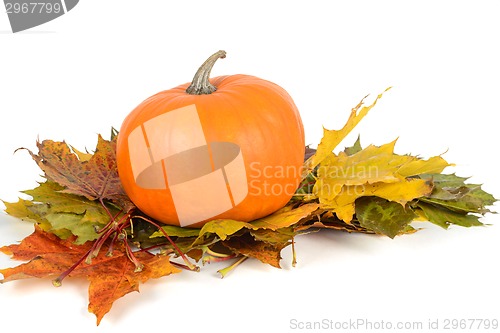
(0, 226, 181, 325)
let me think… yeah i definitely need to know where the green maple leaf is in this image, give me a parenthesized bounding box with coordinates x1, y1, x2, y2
(355, 196, 417, 238)
(343, 135, 363, 156)
(150, 225, 201, 238)
(419, 173, 496, 215)
(5, 136, 135, 244)
(416, 202, 484, 229)
(24, 182, 114, 221)
(44, 213, 100, 245)
(7, 182, 119, 244)
(3, 198, 47, 224)
(412, 173, 496, 229)
(2, 198, 73, 240)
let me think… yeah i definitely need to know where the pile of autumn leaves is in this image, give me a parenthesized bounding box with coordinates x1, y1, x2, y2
(1, 90, 496, 325)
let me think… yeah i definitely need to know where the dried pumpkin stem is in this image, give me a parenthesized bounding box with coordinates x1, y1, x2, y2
(186, 50, 226, 95)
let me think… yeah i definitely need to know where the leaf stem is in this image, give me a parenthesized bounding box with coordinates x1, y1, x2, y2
(52, 248, 93, 287)
(99, 197, 116, 222)
(205, 247, 233, 258)
(203, 254, 237, 265)
(88, 212, 132, 262)
(106, 231, 120, 257)
(202, 247, 236, 265)
(122, 232, 144, 273)
(137, 242, 169, 253)
(87, 226, 115, 263)
(217, 256, 248, 279)
(95, 208, 123, 234)
(132, 215, 199, 272)
(170, 261, 196, 271)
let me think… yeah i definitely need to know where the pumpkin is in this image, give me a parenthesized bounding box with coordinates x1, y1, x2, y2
(116, 51, 305, 228)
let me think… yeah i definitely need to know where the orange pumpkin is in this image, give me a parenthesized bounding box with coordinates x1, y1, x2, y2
(116, 51, 305, 227)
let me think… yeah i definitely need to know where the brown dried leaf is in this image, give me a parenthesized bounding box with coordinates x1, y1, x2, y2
(222, 233, 288, 268)
(19, 135, 133, 210)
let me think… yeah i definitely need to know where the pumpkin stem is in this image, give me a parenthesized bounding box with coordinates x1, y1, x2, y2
(186, 50, 226, 95)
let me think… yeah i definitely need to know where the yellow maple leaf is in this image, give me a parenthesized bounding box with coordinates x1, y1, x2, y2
(396, 155, 451, 177)
(315, 140, 405, 198)
(319, 178, 433, 223)
(251, 203, 321, 230)
(301, 87, 391, 180)
(312, 137, 449, 223)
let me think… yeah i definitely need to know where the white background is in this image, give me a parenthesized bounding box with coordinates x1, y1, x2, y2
(1, 1, 499, 331)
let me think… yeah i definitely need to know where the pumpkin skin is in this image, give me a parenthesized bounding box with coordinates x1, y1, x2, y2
(116, 57, 304, 228)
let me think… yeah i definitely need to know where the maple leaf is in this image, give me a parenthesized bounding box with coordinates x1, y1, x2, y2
(0, 226, 180, 325)
(150, 224, 201, 238)
(301, 87, 391, 179)
(6, 135, 138, 244)
(151, 203, 321, 253)
(418, 173, 496, 215)
(19, 135, 134, 210)
(320, 178, 433, 223)
(196, 219, 256, 243)
(206, 205, 321, 268)
(249, 227, 295, 245)
(294, 133, 495, 235)
(414, 173, 497, 228)
(355, 197, 417, 238)
(251, 203, 321, 230)
(416, 202, 484, 229)
(69, 144, 92, 162)
(313, 139, 449, 196)
(222, 233, 288, 268)
(2, 197, 73, 239)
(4, 181, 125, 244)
(311, 139, 442, 223)
(149, 205, 322, 270)
(343, 135, 363, 156)
(31, 181, 121, 243)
